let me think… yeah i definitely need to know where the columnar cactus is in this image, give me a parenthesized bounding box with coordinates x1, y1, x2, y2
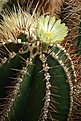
(0, 0, 81, 121)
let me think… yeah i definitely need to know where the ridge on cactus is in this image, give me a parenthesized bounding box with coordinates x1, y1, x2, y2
(0, 0, 81, 121)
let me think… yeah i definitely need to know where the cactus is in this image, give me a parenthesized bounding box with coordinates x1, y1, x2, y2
(0, 0, 81, 121)
(77, 18, 81, 54)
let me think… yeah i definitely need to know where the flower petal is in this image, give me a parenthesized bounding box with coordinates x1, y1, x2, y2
(38, 16, 44, 30)
(52, 19, 61, 31)
(52, 25, 68, 37)
(44, 16, 50, 31)
(48, 16, 56, 31)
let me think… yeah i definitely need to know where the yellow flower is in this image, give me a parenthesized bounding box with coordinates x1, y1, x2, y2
(36, 15, 68, 44)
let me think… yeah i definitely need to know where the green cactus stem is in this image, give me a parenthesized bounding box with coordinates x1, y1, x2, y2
(0, 39, 81, 121)
(0, 42, 70, 121)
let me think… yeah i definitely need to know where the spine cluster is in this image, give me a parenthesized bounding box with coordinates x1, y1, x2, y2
(42, 63, 51, 121)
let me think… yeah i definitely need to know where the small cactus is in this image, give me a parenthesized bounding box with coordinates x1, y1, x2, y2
(0, 0, 81, 121)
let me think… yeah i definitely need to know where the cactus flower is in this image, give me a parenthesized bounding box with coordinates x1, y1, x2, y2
(36, 15, 68, 44)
